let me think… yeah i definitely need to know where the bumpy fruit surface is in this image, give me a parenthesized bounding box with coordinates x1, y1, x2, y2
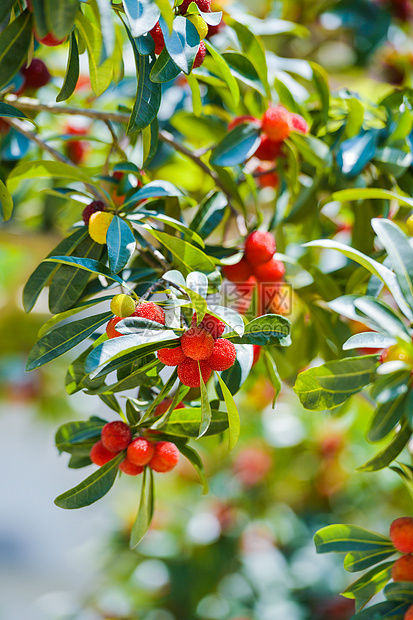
(187, 14, 209, 39)
(149, 23, 165, 55)
(35, 31, 66, 46)
(196, 313, 226, 339)
(88, 211, 114, 244)
(222, 258, 252, 282)
(179, 0, 211, 14)
(291, 113, 309, 134)
(206, 338, 236, 371)
(154, 399, 185, 416)
(228, 115, 257, 131)
(391, 555, 413, 581)
(178, 358, 212, 387)
(405, 604, 413, 620)
(149, 441, 180, 473)
(254, 135, 283, 161)
(127, 438, 155, 466)
(119, 458, 144, 476)
(253, 257, 285, 282)
(21, 58, 51, 89)
(157, 346, 186, 366)
(106, 316, 123, 339)
(82, 200, 105, 225)
(90, 440, 115, 466)
(110, 294, 136, 318)
(133, 302, 165, 325)
(261, 106, 292, 142)
(390, 517, 413, 554)
(101, 421, 132, 453)
(193, 41, 206, 68)
(181, 326, 214, 360)
(244, 231, 276, 266)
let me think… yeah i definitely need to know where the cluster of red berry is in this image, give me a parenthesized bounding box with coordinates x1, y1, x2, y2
(229, 105, 309, 188)
(90, 421, 180, 475)
(222, 230, 286, 316)
(157, 313, 236, 388)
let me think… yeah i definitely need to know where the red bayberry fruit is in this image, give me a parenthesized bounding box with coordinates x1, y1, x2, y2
(252, 344, 261, 366)
(178, 358, 212, 387)
(21, 58, 50, 89)
(154, 399, 185, 416)
(206, 18, 225, 38)
(157, 346, 186, 366)
(244, 231, 276, 266)
(390, 517, 413, 554)
(405, 604, 413, 620)
(261, 106, 292, 142)
(392, 555, 413, 581)
(222, 257, 252, 282)
(256, 167, 279, 189)
(119, 458, 144, 476)
(290, 113, 309, 134)
(149, 441, 180, 472)
(193, 41, 206, 68)
(228, 115, 258, 131)
(133, 302, 165, 325)
(90, 440, 115, 466)
(65, 125, 89, 164)
(127, 437, 155, 466)
(101, 421, 132, 453)
(179, 0, 211, 14)
(149, 22, 165, 55)
(181, 326, 214, 360)
(206, 338, 236, 371)
(253, 258, 285, 282)
(254, 135, 284, 161)
(82, 200, 106, 225)
(195, 313, 226, 339)
(106, 316, 123, 339)
(35, 31, 66, 46)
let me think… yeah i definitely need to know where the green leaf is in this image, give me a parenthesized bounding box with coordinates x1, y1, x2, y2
(147, 229, 216, 275)
(227, 314, 291, 346)
(150, 47, 181, 83)
(371, 370, 410, 404)
(133, 210, 204, 246)
(55, 418, 105, 453)
(129, 467, 154, 549)
(0, 102, 29, 120)
(344, 550, 396, 573)
(342, 562, 394, 611)
(314, 524, 393, 554)
(323, 188, 413, 210)
(221, 51, 265, 95)
(357, 419, 411, 472)
(8, 160, 94, 189)
(38, 295, 113, 337)
(54, 452, 123, 509)
(350, 600, 409, 619)
(0, 10, 32, 90)
(186, 72, 202, 116)
(343, 332, 396, 351)
(203, 40, 240, 106)
(107, 215, 136, 273)
(160, 15, 199, 74)
(26, 311, 112, 371)
(367, 395, 407, 443)
(160, 407, 229, 437)
(353, 297, 410, 341)
(190, 192, 227, 239)
(226, 18, 270, 97)
(44, 0, 79, 39)
(294, 356, 378, 411)
(216, 372, 240, 451)
(178, 443, 208, 493)
(289, 133, 331, 168)
(65, 336, 107, 394)
(94, 0, 115, 59)
(123, 0, 160, 38)
(75, 12, 113, 96)
(385, 581, 413, 602)
(0, 179, 13, 221)
(263, 350, 282, 404)
(44, 256, 130, 288)
(310, 61, 329, 127)
(210, 122, 261, 167)
(0, 0, 15, 24)
(56, 31, 79, 102)
(198, 363, 212, 437)
(123, 181, 183, 208)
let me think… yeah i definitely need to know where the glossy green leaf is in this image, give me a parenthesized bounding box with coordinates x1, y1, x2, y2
(0, 102, 29, 120)
(150, 47, 181, 83)
(56, 31, 79, 102)
(289, 133, 331, 168)
(0, 10, 32, 90)
(75, 12, 113, 96)
(44, 256, 129, 288)
(8, 160, 94, 189)
(147, 229, 216, 275)
(216, 344, 253, 396)
(38, 295, 113, 337)
(179, 443, 208, 494)
(350, 600, 409, 619)
(203, 40, 240, 106)
(160, 15, 199, 74)
(314, 524, 393, 554)
(343, 332, 395, 351)
(221, 51, 265, 95)
(55, 418, 106, 453)
(368, 395, 407, 443)
(342, 562, 394, 611)
(216, 372, 240, 451)
(385, 582, 413, 602)
(323, 188, 413, 210)
(123, 0, 160, 38)
(190, 192, 227, 239)
(198, 364, 212, 437)
(44, 0, 79, 39)
(210, 122, 261, 167)
(353, 297, 410, 341)
(0, 0, 15, 23)
(357, 419, 411, 472)
(0, 179, 13, 221)
(160, 407, 229, 437)
(107, 215, 136, 273)
(129, 467, 154, 549)
(227, 314, 291, 346)
(132, 210, 204, 246)
(227, 18, 270, 96)
(344, 550, 396, 573)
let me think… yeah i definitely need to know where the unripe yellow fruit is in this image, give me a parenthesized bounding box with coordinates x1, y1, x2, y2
(88, 211, 114, 244)
(386, 344, 413, 365)
(110, 294, 136, 317)
(187, 15, 209, 40)
(407, 214, 413, 236)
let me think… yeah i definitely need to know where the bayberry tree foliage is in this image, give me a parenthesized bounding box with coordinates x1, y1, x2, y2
(2, 0, 413, 617)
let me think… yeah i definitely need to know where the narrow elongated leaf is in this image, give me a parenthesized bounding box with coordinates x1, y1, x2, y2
(190, 192, 227, 239)
(75, 12, 113, 96)
(56, 31, 79, 102)
(129, 468, 154, 548)
(371, 370, 410, 404)
(161, 407, 229, 437)
(107, 215, 136, 273)
(385, 582, 413, 602)
(227, 19, 270, 96)
(357, 419, 411, 472)
(314, 524, 393, 554)
(227, 314, 290, 346)
(0, 179, 13, 221)
(203, 40, 240, 106)
(367, 395, 407, 443)
(344, 550, 396, 573)
(290, 133, 331, 167)
(0, 0, 15, 23)
(133, 210, 204, 246)
(148, 229, 216, 275)
(0, 102, 29, 119)
(216, 344, 253, 396)
(95, 0, 115, 59)
(210, 122, 261, 167)
(343, 332, 396, 351)
(55, 452, 124, 509)
(336, 130, 380, 177)
(56, 418, 106, 453)
(160, 15, 199, 74)
(342, 562, 394, 611)
(27, 311, 111, 370)
(150, 47, 181, 82)
(263, 350, 282, 403)
(198, 365, 212, 437)
(216, 372, 240, 451)
(44, 256, 129, 288)
(44, 0, 79, 39)
(124, 0, 160, 37)
(350, 600, 409, 619)
(324, 188, 413, 210)
(0, 10, 32, 90)
(38, 295, 113, 337)
(124, 181, 183, 208)
(8, 160, 94, 188)
(179, 443, 208, 494)
(353, 297, 410, 341)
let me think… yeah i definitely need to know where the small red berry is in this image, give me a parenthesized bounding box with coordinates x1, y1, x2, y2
(106, 316, 123, 339)
(261, 106, 292, 142)
(206, 338, 236, 371)
(179, 0, 211, 14)
(254, 136, 284, 161)
(127, 437, 155, 466)
(228, 115, 258, 131)
(253, 258, 285, 282)
(252, 344, 261, 366)
(222, 257, 252, 283)
(256, 167, 279, 189)
(82, 200, 106, 225)
(405, 604, 413, 620)
(149, 22, 165, 55)
(154, 399, 185, 416)
(20, 58, 50, 89)
(290, 113, 309, 134)
(101, 421, 132, 453)
(206, 18, 225, 38)
(193, 41, 206, 69)
(181, 326, 214, 360)
(149, 441, 180, 473)
(65, 125, 89, 165)
(35, 31, 66, 46)
(391, 555, 413, 582)
(133, 302, 165, 325)
(90, 440, 115, 466)
(195, 313, 226, 339)
(178, 358, 212, 387)
(244, 231, 276, 266)
(157, 346, 186, 366)
(119, 458, 144, 476)
(390, 517, 413, 554)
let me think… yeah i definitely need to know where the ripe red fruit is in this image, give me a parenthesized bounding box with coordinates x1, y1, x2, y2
(178, 358, 212, 387)
(157, 346, 186, 366)
(106, 316, 123, 339)
(127, 437, 155, 466)
(206, 338, 236, 371)
(20, 58, 50, 89)
(133, 302, 165, 325)
(261, 106, 292, 142)
(390, 517, 413, 554)
(149, 22, 165, 55)
(222, 257, 252, 282)
(154, 399, 185, 416)
(291, 113, 309, 134)
(228, 115, 258, 131)
(65, 126, 89, 164)
(253, 258, 285, 282)
(181, 326, 214, 360)
(101, 421, 132, 453)
(405, 604, 413, 620)
(149, 441, 180, 473)
(196, 313, 226, 339)
(35, 31, 66, 46)
(392, 555, 413, 581)
(252, 344, 261, 366)
(206, 18, 225, 38)
(256, 167, 279, 189)
(119, 458, 144, 476)
(90, 440, 115, 466)
(254, 135, 283, 161)
(193, 41, 206, 69)
(244, 231, 276, 266)
(82, 200, 106, 225)
(179, 0, 211, 14)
